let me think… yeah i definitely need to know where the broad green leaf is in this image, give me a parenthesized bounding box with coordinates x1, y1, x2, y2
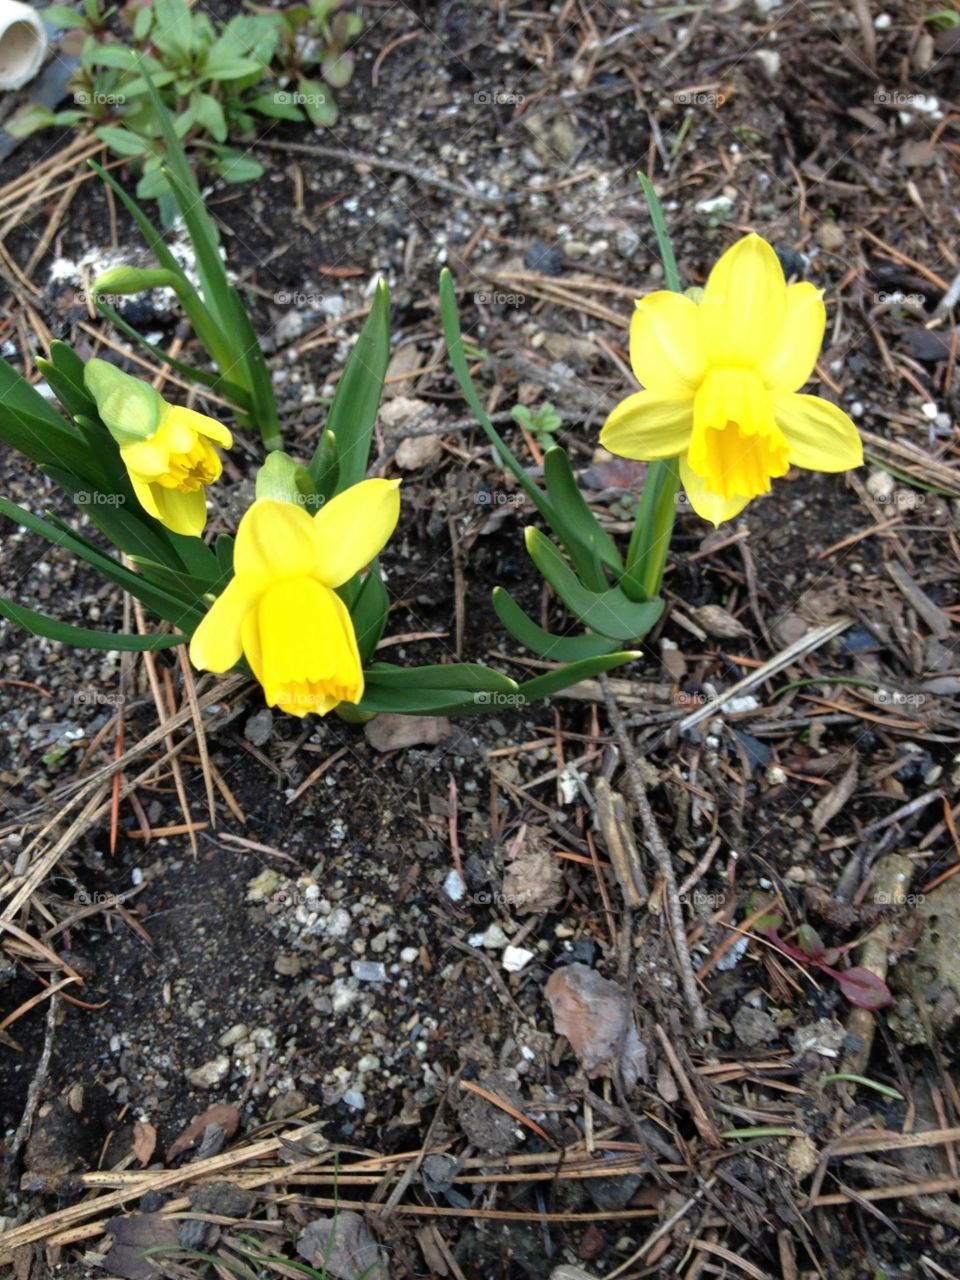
(297, 77, 337, 126)
(246, 92, 303, 121)
(526, 528, 664, 641)
(622, 457, 679, 602)
(492, 587, 619, 661)
(193, 91, 227, 141)
(86, 43, 140, 70)
(355, 685, 492, 716)
(212, 151, 264, 183)
(0, 358, 107, 486)
(310, 429, 339, 501)
(313, 280, 389, 490)
(0, 596, 185, 650)
(96, 125, 151, 156)
(151, 0, 193, 63)
(43, 5, 89, 28)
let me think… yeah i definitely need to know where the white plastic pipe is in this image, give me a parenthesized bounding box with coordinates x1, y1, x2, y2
(0, 0, 46, 92)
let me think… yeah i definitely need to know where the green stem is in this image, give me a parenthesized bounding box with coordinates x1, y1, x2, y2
(621, 457, 679, 601)
(620, 172, 683, 603)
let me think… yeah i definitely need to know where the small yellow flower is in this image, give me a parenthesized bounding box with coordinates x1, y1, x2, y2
(600, 234, 863, 525)
(120, 405, 232, 538)
(189, 479, 401, 717)
(84, 358, 232, 537)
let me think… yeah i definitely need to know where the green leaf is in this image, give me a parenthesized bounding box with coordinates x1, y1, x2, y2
(313, 280, 389, 491)
(215, 533, 234, 578)
(212, 151, 264, 183)
(355, 686, 494, 716)
(310, 429, 339, 501)
(95, 125, 151, 156)
(86, 44, 140, 70)
(349, 564, 389, 665)
(637, 172, 681, 292)
(492, 587, 619, 661)
(0, 357, 107, 487)
(543, 445, 622, 582)
(525, 528, 664, 642)
(43, 5, 90, 28)
(297, 77, 337, 126)
(246, 92, 303, 121)
(193, 91, 227, 142)
(514, 651, 640, 703)
(36, 347, 97, 422)
(622, 457, 679, 602)
(0, 498, 203, 631)
(0, 596, 185, 650)
(151, 0, 194, 63)
(365, 662, 518, 694)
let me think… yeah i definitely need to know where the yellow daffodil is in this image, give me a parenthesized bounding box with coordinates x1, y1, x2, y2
(600, 234, 863, 525)
(84, 358, 231, 537)
(189, 479, 401, 717)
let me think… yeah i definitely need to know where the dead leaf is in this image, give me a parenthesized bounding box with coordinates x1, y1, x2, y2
(131, 1121, 156, 1168)
(364, 713, 451, 752)
(690, 604, 751, 639)
(502, 828, 564, 914)
(102, 1213, 178, 1280)
(298, 1211, 389, 1280)
(545, 963, 647, 1089)
(165, 1103, 240, 1163)
(811, 758, 858, 833)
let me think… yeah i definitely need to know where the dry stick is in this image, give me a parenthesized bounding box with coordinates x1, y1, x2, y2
(3, 994, 57, 1175)
(179, 648, 217, 827)
(600, 674, 709, 1035)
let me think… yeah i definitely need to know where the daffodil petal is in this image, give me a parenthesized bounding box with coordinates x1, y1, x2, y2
(774, 392, 863, 472)
(312, 478, 401, 587)
(148, 485, 207, 537)
(629, 291, 706, 394)
(700, 233, 786, 366)
(121, 440, 171, 480)
(189, 573, 265, 672)
(234, 498, 319, 578)
(162, 404, 233, 449)
(760, 282, 826, 392)
(130, 475, 162, 521)
(679, 456, 752, 527)
(600, 391, 693, 461)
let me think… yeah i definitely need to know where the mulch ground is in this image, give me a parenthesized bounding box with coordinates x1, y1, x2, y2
(1, 2, 960, 1277)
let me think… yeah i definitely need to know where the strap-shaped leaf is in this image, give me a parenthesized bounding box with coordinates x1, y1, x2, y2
(543, 446, 622, 577)
(365, 661, 518, 694)
(525, 528, 664, 641)
(349, 563, 389, 665)
(311, 428, 339, 501)
(492, 586, 619, 661)
(515, 650, 640, 703)
(355, 685, 494, 715)
(0, 498, 202, 631)
(0, 596, 185, 650)
(0, 358, 108, 486)
(315, 280, 390, 491)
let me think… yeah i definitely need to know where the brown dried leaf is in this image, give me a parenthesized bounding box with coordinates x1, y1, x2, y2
(364, 714, 451, 752)
(545, 963, 647, 1089)
(690, 604, 751, 640)
(131, 1121, 156, 1168)
(298, 1211, 390, 1280)
(502, 829, 564, 914)
(165, 1103, 240, 1163)
(811, 758, 858, 833)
